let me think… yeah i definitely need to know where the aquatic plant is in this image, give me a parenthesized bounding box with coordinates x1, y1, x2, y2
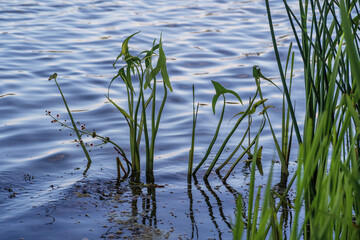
(190, 76, 276, 181)
(108, 32, 172, 183)
(188, 84, 199, 183)
(253, 56, 295, 188)
(192, 80, 243, 177)
(233, 0, 360, 238)
(45, 103, 130, 178)
(48, 33, 172, 183)
(48, 73, 92, 175)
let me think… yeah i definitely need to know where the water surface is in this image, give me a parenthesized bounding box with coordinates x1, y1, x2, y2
(0, 0, 303, 239)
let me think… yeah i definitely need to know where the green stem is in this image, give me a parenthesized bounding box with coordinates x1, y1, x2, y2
(188, 85, 199, 182)
(265, 0, 302, 144)
(193, 95, 226, 175)
(203, 91, 258, 180)
(53, 77, 92, 175)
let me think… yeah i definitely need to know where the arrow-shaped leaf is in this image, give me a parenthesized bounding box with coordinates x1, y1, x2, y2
(211, 80, 243, 114)
(232, 99, 268, 118)
(113, 31, 140, 69)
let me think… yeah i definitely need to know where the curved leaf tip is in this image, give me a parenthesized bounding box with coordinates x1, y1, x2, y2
(113, 31, 141, 69)
(253, 65, 282, 92)
(211, 80, 243, 114)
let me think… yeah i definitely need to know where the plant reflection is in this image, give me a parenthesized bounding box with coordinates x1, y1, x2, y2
(273, 179, 293, 240)
(216, 171, 248, 227)
(101, 181, 165, 239)
(142, 186, 157, 227)
(193, 175, 223, 240)
(203, 178, 232, 229)
(187, 182, 199, 239)
(105, 169, 293, 239)
(128, 183, 158, 228)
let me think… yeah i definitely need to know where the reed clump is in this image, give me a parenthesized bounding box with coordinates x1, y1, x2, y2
(47, 1, 360, 237)
(233, 0, 360, 239)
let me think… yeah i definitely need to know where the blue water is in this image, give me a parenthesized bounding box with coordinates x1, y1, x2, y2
(0, 0, 304, 239)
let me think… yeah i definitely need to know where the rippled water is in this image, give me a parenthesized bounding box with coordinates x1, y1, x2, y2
(0, 0, 304, 239)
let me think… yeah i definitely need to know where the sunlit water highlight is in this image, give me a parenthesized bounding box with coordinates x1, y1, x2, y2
(0, 0, 304, 239)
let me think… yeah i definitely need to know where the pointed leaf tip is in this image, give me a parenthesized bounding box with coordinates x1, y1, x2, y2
(113, 32, 141, 69)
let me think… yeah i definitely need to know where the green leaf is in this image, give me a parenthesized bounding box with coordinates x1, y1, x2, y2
(253, 65, 282, 93)
(109, 67, 135, 94)
(247, 99, 267, 115)
(259, 105, 274, 115)
(211, 80, 243, 114)
(340, 0, 360, 101)
(105, 95, 134, 122)
(346, 94, 360, 133)
(159, 41, 172, 91)
(124, 55, 141, 65)
(143, 43, 160, 90)
(148, 38, 172, 91)
(234, 99, 268, 117)
(148, 56, 162, 80)
(252, 99, 268, 109)
(141, 44, 160, 68)
(144, 65, 153, 90)
(161, 61, 171, 91)
(113, 31, 140, 69)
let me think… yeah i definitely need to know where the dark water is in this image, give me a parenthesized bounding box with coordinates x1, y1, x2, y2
(0, 0, 304, 239)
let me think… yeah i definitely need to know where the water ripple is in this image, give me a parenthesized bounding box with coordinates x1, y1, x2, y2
(0, 0, 302, 239)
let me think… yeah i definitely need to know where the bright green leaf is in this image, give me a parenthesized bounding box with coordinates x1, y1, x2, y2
(105, 96, 134, 122)
(211, 80, 243, 114)
(113, 31, 140, 69)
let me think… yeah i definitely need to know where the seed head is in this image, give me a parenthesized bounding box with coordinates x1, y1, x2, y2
(48, 73, 57, 81)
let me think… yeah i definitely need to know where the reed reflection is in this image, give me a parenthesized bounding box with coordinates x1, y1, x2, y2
(203, 178, 232, 229)
(129, 183, 158, 227)
(216, 171, 248, 227)
(187, 182, 199, 239)
(193, 175, 223, 240)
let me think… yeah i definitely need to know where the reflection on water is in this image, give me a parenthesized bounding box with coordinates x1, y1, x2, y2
(187, 183, 199, 239)
(0, 0, 302, 239)
(0, 164, 294, 239)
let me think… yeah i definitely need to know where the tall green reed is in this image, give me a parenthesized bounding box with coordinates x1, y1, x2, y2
(188, 85, 199, 183)
(270, 0, 359, 233)
(233, 1, 360, 238)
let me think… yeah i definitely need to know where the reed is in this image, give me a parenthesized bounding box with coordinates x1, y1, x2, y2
(188, 84, 199, 183)
(233, 0, 360, 238)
